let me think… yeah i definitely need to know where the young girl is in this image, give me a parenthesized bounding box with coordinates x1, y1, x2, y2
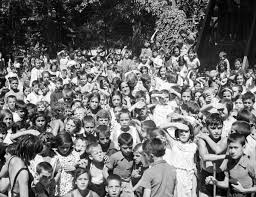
(30, 111, 51, 133)
(109, 90, 122, 124)
(0, 109, 15, 144)
(65, 117, 82, 139)
(162, 119, 197, 197)
(53, 132, 80, 196)
(87, 93, 101, 117)
(184, 48, 200, 72)
(64, 168, 99, 197)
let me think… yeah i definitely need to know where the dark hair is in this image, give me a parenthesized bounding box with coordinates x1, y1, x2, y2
(36, 161, 53, 174)
(143, 138, 165, 157)
(54, 132, 73, 155)
(242, 91, 255, 103)
(86, 142, 100, 155)
(66, 117, 82, 135)
(118, 133, 133, 146)
(106, 174, 122, 186)
(228, 132, 246, 146)
(0, 121, 7, 134)
(205, 113, 223, 127)
(96, 125, 110, 137)
(117, 108, 131, 122)
(236, 108, 256, 123)
(15, 135, 43, 165)
(82, 115, 95, 127)
(109, 90, 123, 108)
(174, 119, 194, 140)
(73, 168, 91, 189)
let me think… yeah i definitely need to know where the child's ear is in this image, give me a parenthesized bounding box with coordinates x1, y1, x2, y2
(105, 186, 108, 193)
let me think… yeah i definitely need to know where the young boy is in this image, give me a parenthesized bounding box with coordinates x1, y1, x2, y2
(32, 161, 56, 197)
(50, 78, 63, 108)
(206, 133, 256, 197)
(242, 91, 256, 116)
(105, 174, 122, 197)
(96, 125, 117, 157)
(87, 142, 108, 197)
(197, 113, 228, 197)
(26, 80, 42, 105)
(138, 138, 176, 197)
(5, 77, 23, 101)
(82, 115, 96, 137)
(106, 133, 134, 197)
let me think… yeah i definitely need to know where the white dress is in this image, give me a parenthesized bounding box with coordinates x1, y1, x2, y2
(170, 141, 197, 197)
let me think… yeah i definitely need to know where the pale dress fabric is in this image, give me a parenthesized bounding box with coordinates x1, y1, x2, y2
(170, 141, 197, 197)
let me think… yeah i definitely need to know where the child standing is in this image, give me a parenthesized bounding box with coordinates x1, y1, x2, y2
(138, 138, 176, 197)
(107, 133, 134, 197)
(206, 133, 256, 197)
(111, 109, 140, 149)
(26, 80, 42, 105)
(53, 132, 80, 196)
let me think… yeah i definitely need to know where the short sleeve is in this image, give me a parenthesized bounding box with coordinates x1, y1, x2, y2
(139, 170, 152, 189)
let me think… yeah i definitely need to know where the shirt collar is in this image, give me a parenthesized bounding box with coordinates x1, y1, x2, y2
(151, 159, 166, 167)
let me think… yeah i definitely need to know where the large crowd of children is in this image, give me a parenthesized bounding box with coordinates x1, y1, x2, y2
(0, 34, 255, 197)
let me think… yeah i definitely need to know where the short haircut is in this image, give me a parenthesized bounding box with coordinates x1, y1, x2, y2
(15, 100, 26, 110)
(96, 125, 110, 137)
(0, 122, 7, 134)
(7, 95, 16, 101)
(32, 80, 40, 87)
(6, 143, 16, 155)
(36, 161, 53, 174)
(242, 91, 255, 103)
(117, 108, 131, 121)
(205, 113, 223, 127)
(118, 133, 133, 146)
(96, 109, 111, 120)
(237, 108, 256, 123)
(106, 174, 122, 186)
(141, 120, 156, 129)
(228, 133, 246, 146)
(143, 138, 165, 157)
(9, 77, 18, 83)
(86, 142, 101, 155)
(83, 115, 95, 126)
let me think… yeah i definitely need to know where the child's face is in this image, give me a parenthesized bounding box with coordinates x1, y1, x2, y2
(24, 88, 31, 96)
(37, 104, 46, 112)
(232, 87, 240, 98)
(74, 108, 85, 120)
(119, 113, 130, 129)
(75, 173, 90, 191)
(236, 75, 244, 85)
(79, 75, 87, 86)
(82, 96, 88, 107)
(204, 90, 214, 104)
(84, 122, 95, 134)
(33, 84, 40, 94)
(235, 61, 241, 70)
(106, 180, 122, 197)
(35, 116, 46, 128)
(133, 151, 143, 165)
(178, 129, 190, 143)
(208, 124, 222, 139)
(120, 144, 133, 157)
(38, 169, 52, 187)
(7, 98, 16, 111)
(90, 145, 104, 162)
(112, 95, 121, 107)
(0, 132, 6, 142)
(10, 80, 18, 90)
(159, 67, 167, 78)
(222, 91, 232, 101)
(58, 143, 72, 156)
(228, 141, 244, 160)
(243, 99, 254, 110)
(194, 92, 201, 101)
(120, 82, 130, 96)
(56, 81, 63, 90)
(74, 139, 86, 154)
(98, 118, 109, 126)
(17, 108, 26, 119)
(89, 97, 99, 110)
(98, 132, 110, 147)
(41, 86, 49, 95)
(65, 119, 76, 134)
(235, 99, 244, 111)
(72, 101, 82, 111)
(182, 91, 191, 103)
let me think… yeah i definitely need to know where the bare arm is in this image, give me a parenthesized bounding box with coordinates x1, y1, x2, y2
(18, 170, 29, 197)
(198, 134, 228, 154)
(10, 130, 40, 141)
(143, 188, 151, 197)
(198, 139, 226, 161)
